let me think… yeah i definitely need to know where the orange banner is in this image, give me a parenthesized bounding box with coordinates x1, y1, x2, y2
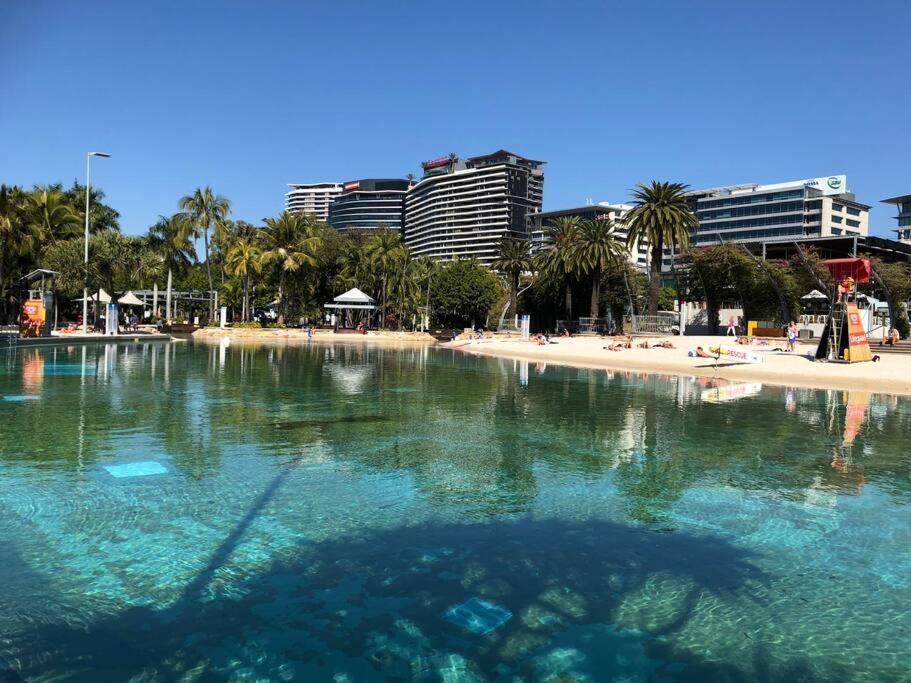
(845, 303, 872, 362)
(20, 299, 45, 337)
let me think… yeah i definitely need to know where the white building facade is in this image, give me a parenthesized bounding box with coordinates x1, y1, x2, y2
(404, 150, 544, 266)
(285, 182, 344, 221)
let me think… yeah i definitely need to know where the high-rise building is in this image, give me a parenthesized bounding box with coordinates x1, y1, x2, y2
(529, 203, 648, 270)
(881, 194, 911, 244)
(285, 183, 343, 221)
(686, 175, 870, 247)
(404, 150, 544, 266)
(327, 179, 409, 233)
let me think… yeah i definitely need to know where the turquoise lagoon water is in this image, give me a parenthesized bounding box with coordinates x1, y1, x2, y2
(0, 341, 909, 682)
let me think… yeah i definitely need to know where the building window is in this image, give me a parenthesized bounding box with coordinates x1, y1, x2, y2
(831, 228, 842, 235)
(832, 203, 844, 212)
(846, 219, 860, 228)
(832, 215, 843, 224)
(846, 207, 861, 216)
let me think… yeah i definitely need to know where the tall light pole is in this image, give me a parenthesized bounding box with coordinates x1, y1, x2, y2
(83, 151, 111, 334)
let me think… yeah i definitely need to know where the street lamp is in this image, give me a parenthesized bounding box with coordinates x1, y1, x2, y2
(83, 151, 111, 334)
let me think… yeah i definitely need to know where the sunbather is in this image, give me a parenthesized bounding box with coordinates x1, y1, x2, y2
(654, 340, 675, 349)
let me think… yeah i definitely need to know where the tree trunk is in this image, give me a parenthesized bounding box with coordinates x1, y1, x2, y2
(277, 273, 285, 325)
(564, 280, 572, 320)
(381, 275, 387, 329)
(589, 267, 601, 318)
(204, 225, 213, 321)
(243, 275, 249, 322)
(648, 239, 663, 316)
(510, 272, 519, 319)
(165, 268, 173, 323)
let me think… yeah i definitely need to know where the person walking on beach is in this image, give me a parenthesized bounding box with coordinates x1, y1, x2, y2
(726, 316, 737, 336)
(786, 321, 798, 352)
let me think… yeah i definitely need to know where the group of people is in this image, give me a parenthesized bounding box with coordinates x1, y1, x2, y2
(603, 336, 675, 352)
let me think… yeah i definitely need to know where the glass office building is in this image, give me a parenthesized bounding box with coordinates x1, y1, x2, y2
(327, 179, 409, 233)
(687, 175, 869, 247)
(881, 194, 911, 244)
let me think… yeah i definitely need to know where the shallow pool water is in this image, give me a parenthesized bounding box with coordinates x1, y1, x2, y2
(1, 341, 909, 681)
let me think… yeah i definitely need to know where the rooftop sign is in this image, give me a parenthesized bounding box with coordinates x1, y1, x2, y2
(343, 181, 360, 191)
(421, 155, 452, 169)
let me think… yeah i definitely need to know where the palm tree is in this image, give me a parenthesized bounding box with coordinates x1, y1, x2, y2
(573, 219, 625, 318)
(491, 238, 533, 320)
(0, 185, 30, 321)
(387, 254, 422, 329)
(406, 173, 416, 189)
(623, 181, 698, 315)
(26, 186, 83, 244)
(225, 237, 261, 322)
(259, 211, 321, 324)
(179, 187, 231, 320)
(536, 216, 581, 319)
(363, 227, 405, 328)
(150, 214, 194, 323)
(448, 152, 458, 171)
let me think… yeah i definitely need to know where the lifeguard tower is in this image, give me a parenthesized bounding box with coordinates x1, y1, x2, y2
(16, 269, 58, 338)
(814, 258, 873, 363)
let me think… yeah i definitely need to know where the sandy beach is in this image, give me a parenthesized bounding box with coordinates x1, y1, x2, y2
(446, 334, 911, 396)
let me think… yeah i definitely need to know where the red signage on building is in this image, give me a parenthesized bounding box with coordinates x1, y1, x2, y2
(421, 155, 451, 169)
(344, 181, 360, 191)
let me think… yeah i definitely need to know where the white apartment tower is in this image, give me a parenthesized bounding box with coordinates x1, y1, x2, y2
(285, 182, 344, 222)
(404, 150, 544, 266)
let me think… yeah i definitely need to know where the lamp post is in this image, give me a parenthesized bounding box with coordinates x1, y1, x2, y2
(83, 151, 111, 334)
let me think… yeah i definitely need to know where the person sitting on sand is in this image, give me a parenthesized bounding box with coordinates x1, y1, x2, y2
(881, 327, 899, 347)
(654, 340, 675, 349)
(562, 328, 571, 338)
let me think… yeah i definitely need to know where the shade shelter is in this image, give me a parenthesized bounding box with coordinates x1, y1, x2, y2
(118, 291, 144, 307)
(73, 288, 112, 304)
(323, 288, 377, 331)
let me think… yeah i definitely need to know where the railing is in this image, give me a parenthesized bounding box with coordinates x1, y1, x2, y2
(577, 316, 613, 335)
(631, 313, 680, 336)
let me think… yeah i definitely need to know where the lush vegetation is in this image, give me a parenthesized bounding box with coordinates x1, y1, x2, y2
(2, 179, 909, 336)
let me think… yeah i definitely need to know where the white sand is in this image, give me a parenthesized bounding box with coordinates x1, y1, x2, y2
(446, 335, 911, 396)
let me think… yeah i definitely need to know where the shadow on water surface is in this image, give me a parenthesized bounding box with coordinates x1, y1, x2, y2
(6, 485, 841, 683)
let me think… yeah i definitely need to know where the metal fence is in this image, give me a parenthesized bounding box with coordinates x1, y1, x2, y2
(577, 316, 613, 335)
(630, 313, 680, 336)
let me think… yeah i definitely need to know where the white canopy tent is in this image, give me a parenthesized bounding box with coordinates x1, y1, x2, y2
(118, 291, 145, 306)
(323, 288, 377, 329)
(73, 288, 112, 304)
(801, 289, 829, 300)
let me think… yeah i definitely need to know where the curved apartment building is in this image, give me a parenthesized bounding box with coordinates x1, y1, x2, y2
(327, 179, 409, 233)
(285, 182, 343, 221)
(404, 150, 544, 266)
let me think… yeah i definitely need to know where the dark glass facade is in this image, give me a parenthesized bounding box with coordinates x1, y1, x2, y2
(691, 188, 815, 245)
(327, 179, 409, 233)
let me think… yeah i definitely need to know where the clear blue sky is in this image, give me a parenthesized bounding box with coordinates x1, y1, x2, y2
(1, 0, 908, 237)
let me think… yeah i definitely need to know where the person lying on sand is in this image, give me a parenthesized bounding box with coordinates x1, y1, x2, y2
(637, 340, 650, 349)
(654, 340, 675, 349)
(690, 346, 716, 359)
(603, 343, 625, 351)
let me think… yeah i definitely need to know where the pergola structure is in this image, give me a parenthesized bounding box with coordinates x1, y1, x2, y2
(324, 288, 377, 330)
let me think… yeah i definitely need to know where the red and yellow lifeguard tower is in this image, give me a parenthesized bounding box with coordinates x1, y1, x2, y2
(814, 258, 873, 363)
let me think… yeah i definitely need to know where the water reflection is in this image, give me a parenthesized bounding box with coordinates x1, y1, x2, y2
(1, 342, 910, 680)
